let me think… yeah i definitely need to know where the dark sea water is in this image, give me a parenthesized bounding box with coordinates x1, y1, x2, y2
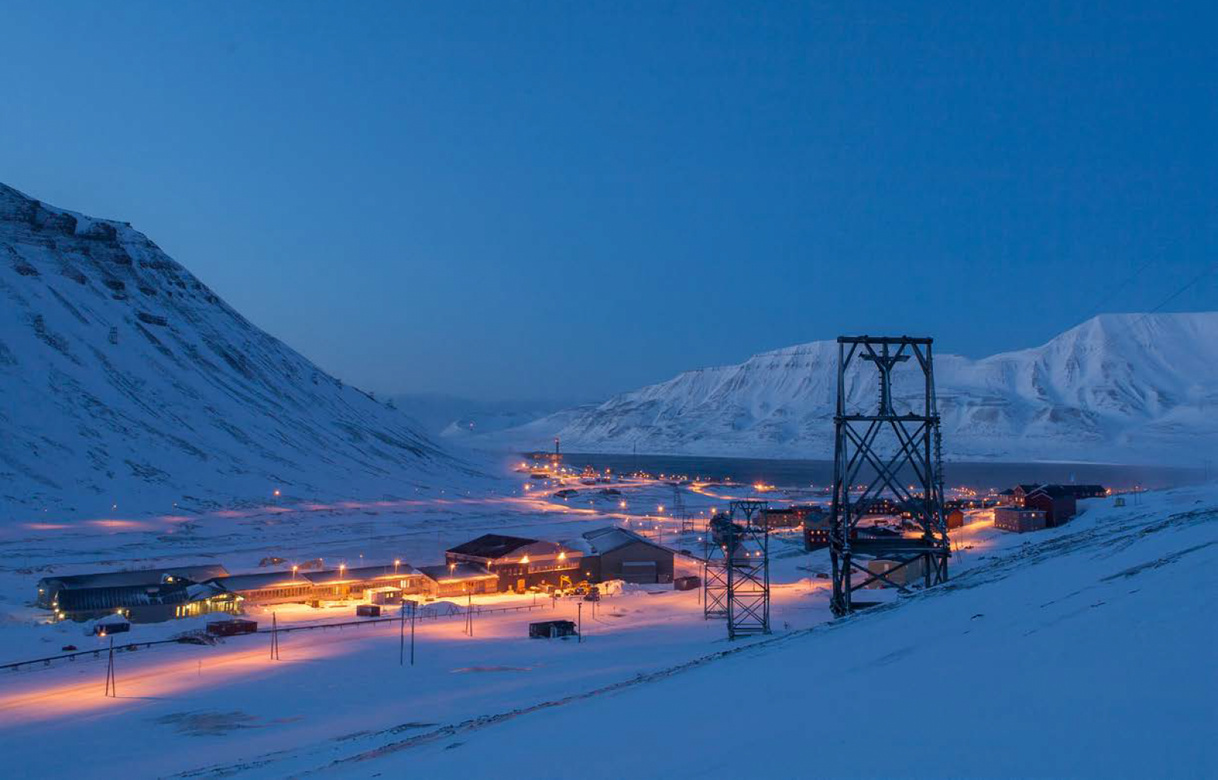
(555, 452, 1204, 492)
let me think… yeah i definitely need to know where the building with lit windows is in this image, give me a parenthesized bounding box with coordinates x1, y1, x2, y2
(417, 563, 500, 597)
(54, 580, 239, 623)
(445, 534, 584, 592)
(36, 563, 228, 610)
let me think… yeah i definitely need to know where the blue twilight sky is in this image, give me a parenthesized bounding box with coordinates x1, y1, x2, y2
(1, 2, 1215, 401)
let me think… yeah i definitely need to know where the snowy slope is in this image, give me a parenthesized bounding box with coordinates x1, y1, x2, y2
(485, 313, 1218, 464)
(343, 489, 1218, 778)
(0, 183, 475, 519)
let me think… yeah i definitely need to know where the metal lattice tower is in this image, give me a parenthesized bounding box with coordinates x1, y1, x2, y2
(704, 500, 771, 638)
(672, 483, 693, 534)
(703, 515, 729, 620)
(829, 336, 950, 616)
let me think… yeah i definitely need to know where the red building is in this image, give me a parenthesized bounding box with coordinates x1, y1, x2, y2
(446, 534, 583, 592)
(802, 509, 831, 551)
(763, 505, 821, 529)
(1022, 486, 1077, 527)
(946, 508, 966, 530)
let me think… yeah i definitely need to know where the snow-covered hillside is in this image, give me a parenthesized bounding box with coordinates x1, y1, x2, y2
(0, 183, 475, 519)
(485, 313, 1218, 464)
(387, 391, 583, 439)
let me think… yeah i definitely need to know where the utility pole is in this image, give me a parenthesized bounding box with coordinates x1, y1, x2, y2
(104, 634, 116, 697)
(270, 613, 280, 660)
(410, 601, 417, 665)
(578, 602, 582, 643)
(399, 602, 405, 666)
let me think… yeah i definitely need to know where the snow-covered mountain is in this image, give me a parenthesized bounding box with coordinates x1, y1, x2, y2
(485, 312, 1218, 464)
(0, 183, 475, 519)
(387, 391, 582, 439)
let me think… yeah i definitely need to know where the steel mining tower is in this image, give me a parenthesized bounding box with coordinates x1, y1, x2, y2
(829, 336, 949, 616)
(704, 499, 771, 637)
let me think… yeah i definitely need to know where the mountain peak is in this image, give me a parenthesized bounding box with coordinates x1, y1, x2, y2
(477, 311, 1218, 465)
(0, 183, 469, 519)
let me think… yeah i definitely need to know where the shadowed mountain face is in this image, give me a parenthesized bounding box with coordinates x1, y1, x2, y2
(481, 312, 1218, 465)
(0, 183, 474, 519)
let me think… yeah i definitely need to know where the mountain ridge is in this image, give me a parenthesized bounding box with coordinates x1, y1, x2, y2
(471, 311, 1218, 465)
(0, 183, 475, 520)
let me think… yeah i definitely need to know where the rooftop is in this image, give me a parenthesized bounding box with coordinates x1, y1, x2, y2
(418, 563, 498, 583)
(447, 534, 539, 560)
(38, 564, 230, 590)
(581, 526, 669, 555)
(304, 563, 421, 585)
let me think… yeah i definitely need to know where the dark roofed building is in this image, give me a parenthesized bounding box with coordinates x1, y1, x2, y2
(37, 564, 229, 609)
(447, 534, 583, 592)
(576, 526, 674, 584)
(1008, 483, 1095, 524)
(1057, 484, 1107, 499)
(447, 534, 538, 561)
(55, 580, 239, 623)
(994, 507, 1047, 533)
(1022, 485, 1078, 526)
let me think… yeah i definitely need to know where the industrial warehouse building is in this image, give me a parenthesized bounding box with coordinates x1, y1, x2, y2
(445, 534, 584, 592)
(36, 563, 229, 610)
(575, 526, 674, 584)
(54, 580, 240, 623)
